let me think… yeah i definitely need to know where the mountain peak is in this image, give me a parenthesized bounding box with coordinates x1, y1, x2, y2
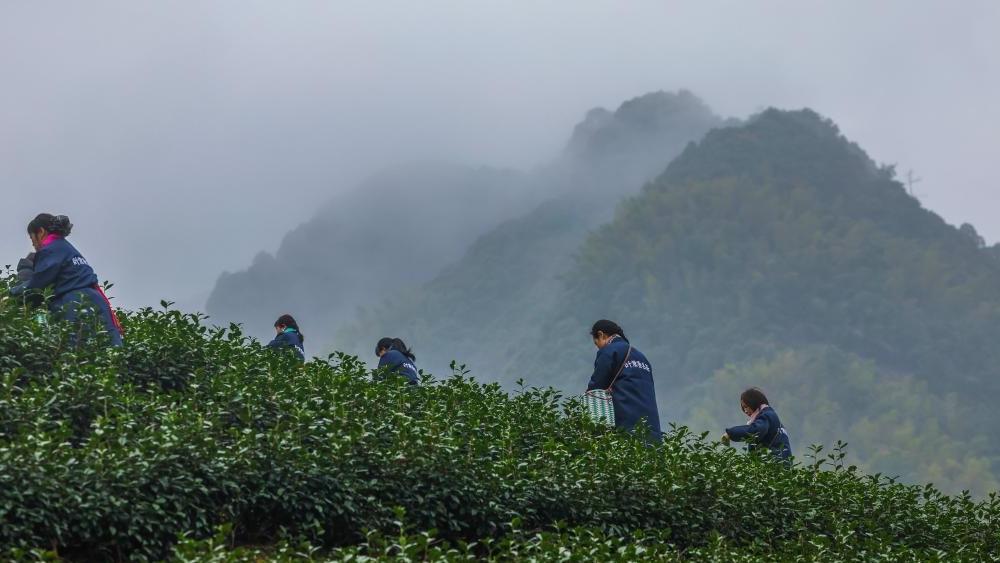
(564, 90, 721, 165)
(658, 107, 883, 193)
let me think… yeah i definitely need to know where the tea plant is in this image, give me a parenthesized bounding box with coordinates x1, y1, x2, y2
(0, 274, 997, 561)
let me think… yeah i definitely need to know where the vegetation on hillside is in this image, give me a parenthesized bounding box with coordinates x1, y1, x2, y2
(3, 278, 999, 561)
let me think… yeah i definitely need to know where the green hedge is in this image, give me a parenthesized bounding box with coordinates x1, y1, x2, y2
(0, 275, 998, 561)
(167, 523, 988, 562)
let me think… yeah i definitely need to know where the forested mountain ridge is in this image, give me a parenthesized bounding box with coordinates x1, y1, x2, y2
(530, 108, 1000, 493)
(551, 108, 1000, 392)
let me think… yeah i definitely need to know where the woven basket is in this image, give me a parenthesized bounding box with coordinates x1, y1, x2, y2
(583, 389, 615, 426)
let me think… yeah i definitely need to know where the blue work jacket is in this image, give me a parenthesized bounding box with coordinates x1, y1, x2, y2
(726, 406, 792, 462)
(12, 236, 122, 346)
(267, 328, 305, 361)
(587, 336, 661, 439)
(377, 348, 419, 385)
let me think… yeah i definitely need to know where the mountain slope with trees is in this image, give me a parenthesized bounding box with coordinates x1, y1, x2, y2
(531, 109, 1000, 493)
(549, 109, 1000, 391)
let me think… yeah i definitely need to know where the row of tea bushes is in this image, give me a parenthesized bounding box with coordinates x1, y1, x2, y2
(1, 275, 998, 561)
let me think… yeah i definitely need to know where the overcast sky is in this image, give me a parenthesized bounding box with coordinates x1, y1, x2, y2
(1, 1, 997, 310)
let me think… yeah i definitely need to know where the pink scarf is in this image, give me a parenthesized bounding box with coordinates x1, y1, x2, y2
(40, 233, 61, 247)
(747, 404, 770, 424)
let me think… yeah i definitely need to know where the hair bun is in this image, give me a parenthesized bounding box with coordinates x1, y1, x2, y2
(51, 215, 73, 236)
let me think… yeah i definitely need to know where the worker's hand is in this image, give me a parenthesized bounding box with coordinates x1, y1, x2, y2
(720, 432, 731, 445)
(16, 254, 34, 283)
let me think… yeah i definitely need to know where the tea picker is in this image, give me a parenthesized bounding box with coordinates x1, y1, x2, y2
(267, 314, 306, 362)
(721, 387, 793, 464)
(583, 319, 661, 442)
(9, 213, 123, 346)
(375, 337, 420, 385)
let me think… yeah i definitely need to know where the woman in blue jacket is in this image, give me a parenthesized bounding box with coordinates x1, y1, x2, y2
(10, 214, 123, 347)
(267, 314, 305, 361)
(375, 337, 419, 385)
(722, 388, 792, 463)
(587, 320, 661, 441)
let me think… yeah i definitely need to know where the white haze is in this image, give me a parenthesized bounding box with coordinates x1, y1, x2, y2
(0, 1, 997, 310)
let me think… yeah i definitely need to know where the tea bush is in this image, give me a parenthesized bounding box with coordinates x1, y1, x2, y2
(168, 522, 983, 562)
(0, 275, 998, 561)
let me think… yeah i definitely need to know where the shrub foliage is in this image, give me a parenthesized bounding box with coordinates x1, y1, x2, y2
(1, 276, 998, 561)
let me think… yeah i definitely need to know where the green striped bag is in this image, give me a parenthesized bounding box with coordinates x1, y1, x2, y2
(583, 344, 631, 426)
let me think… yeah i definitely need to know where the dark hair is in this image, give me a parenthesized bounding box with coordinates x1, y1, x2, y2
(375, 337, 415, 361)
(27, 213, 73, 237)
(274, 314, 304, 342)
(740, 388, 770, 411)
(590, 319, 626, 340)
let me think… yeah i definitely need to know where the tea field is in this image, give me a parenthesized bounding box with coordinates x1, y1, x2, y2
(1, 277, 998, 561)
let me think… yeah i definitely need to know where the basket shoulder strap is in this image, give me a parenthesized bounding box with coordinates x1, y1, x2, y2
(766, 411, 785, 448)
(607, 344, 632, 392)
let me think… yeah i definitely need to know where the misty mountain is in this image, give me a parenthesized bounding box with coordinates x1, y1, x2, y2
(210, 90, 722, 344)
(206, 163, 539, 342)
(544, 109, 1000, 394)
(339, 90, 723, 367)
(554, 89, 732, 194)
(555, 109, 1000, 493)
(349, 108, 1000, 494)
